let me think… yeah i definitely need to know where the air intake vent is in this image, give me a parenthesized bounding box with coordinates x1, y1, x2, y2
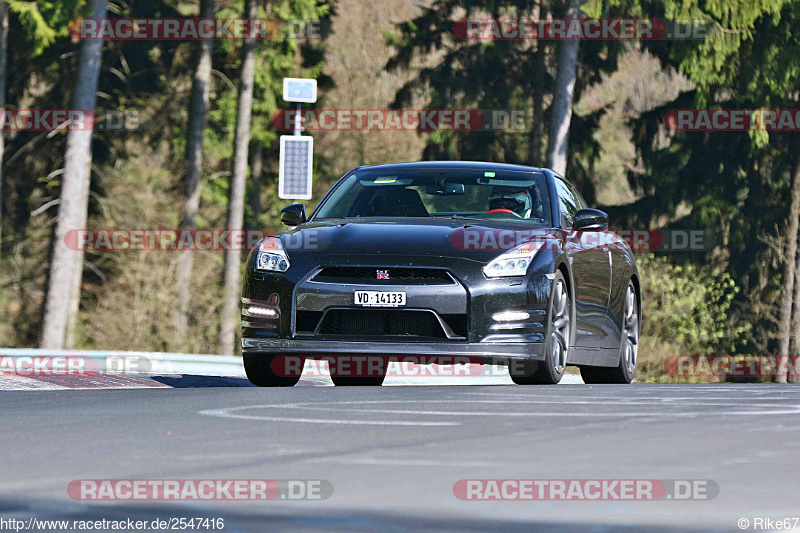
(316, 309, 448, 339)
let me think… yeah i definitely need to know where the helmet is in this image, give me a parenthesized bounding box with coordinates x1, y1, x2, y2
(489, 186, 532, 217)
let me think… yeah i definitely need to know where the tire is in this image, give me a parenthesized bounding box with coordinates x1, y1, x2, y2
(510, 270, 570, 385)
(580, 280, 639, 384)
(243, 353, 303, 387)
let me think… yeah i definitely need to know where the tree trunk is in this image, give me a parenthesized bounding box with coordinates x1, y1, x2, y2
(39, 0, 108, 349)
(64, 153, 92, 348)
(248, 144, 264, 222)
(780, 149, 800, 382)
(528, 0, 547, 166)
(791, 248, 800, 383)
(0, 0, 7, 263)
(546, 0, 583, 176)
(218, 0, 259, 355)
(174, 0, 215, 349)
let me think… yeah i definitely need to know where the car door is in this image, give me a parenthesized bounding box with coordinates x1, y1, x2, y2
(555, 178, 613, 356)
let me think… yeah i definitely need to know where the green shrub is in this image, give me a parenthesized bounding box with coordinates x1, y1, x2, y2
(636, 254, 745, 382)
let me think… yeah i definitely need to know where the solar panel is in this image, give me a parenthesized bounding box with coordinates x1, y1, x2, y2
(278, 135, 313, 200)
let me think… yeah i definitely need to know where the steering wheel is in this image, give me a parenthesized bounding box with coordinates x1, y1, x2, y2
(485, 208, 523, 218)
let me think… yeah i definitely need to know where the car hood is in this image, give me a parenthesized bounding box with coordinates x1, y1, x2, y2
(279, 218, 558, 263)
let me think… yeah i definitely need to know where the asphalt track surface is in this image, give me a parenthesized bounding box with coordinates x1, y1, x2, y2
(1, 378, 799, 532)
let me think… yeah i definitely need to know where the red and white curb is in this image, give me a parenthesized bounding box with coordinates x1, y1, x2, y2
(0, 373, 172, 390)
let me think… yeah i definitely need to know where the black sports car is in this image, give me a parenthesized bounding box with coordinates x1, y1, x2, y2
(241, 161, 641, 386)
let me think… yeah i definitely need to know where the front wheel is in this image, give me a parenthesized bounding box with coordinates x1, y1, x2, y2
(580, 281, 639, 384)
(244, 353, 303, 387)
(510, 271, 570, 385)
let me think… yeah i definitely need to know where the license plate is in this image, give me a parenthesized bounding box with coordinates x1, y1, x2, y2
(354, 291, 406, 307)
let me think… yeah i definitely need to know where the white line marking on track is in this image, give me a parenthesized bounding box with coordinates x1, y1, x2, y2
(198, 405, 460, 426)
(306, 457, 504, 467)
(200, 397, 800, 426)
(277, 399, 800, 417)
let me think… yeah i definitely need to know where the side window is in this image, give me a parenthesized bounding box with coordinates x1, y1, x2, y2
(567, 181, 588, 210)
(555, 178, 579, 228)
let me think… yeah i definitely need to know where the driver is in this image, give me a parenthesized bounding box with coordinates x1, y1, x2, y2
(488, 187, 533, 218)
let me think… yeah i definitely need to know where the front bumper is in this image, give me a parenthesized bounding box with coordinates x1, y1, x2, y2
(241, 250, 557, 363)
(241, 337, 544, 364)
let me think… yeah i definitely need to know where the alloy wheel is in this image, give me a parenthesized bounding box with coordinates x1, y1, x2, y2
(623, 283, 639, 375)
(550, 278, 570, 374)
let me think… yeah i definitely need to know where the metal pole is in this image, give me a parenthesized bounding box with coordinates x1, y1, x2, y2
(293, 103, 301, 203)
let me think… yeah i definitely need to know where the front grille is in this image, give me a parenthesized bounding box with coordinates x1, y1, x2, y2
(312, 267, 454, 285)
(315, 309, 448, 339)
(296, 309, 468, 339)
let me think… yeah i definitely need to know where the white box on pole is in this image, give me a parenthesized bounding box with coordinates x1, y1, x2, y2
(282, 78, 317, 103)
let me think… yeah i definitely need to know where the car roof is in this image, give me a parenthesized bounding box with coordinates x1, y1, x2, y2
(353, 161, 550, 174)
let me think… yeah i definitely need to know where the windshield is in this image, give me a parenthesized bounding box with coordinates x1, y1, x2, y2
(313, 167, 552, 225)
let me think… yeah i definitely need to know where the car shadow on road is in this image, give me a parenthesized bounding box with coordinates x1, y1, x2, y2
(149, 374, 255, 388)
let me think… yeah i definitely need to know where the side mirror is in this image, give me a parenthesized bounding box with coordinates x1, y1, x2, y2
(281, 203, 306, 226)
(573, 208, 609, 230)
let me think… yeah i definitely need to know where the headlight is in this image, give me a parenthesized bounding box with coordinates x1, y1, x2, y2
(255, 237, 290, 272)
(482, 241, 544, 278)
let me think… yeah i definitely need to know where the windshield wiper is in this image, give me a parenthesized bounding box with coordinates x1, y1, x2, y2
(440, 214, 485, 221)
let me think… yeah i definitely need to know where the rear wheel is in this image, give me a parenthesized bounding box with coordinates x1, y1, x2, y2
(510, 270, 570, 385)
(580, 281, 639, 384)
(243, 353, 303, 387)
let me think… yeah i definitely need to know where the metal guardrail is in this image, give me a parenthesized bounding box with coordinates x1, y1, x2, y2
(0, 349, 246, 377)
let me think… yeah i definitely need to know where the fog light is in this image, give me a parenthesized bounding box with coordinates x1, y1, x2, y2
(246, 306, 279, 319)
(492, 311, 531, 322)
